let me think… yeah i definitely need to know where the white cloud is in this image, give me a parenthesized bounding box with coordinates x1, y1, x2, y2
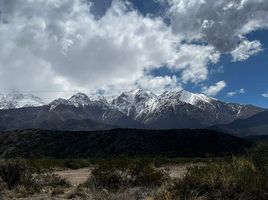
(0, 0, 182, 98)
(0, 0, 224, 99)
(166, 0, 268, 57)
(227, 88, 246, 97)
(202, 81, 227, 96)
(0, 0, 267, 99)
(136, 75, 180, 94)
(231, 40, 262, 62)
(173, 44, 220, 83)
(262, 92, 268, 98)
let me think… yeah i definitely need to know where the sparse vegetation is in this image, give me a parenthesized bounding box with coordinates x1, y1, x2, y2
(0, 159, 70, 199)
(152, 143, 268, 200)
(0, 143, 267, 199)
(82, 159, 169, 192)
(0, 159, 28, 189)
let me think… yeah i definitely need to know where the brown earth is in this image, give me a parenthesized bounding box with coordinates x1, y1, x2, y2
(56, 164, 203, 187)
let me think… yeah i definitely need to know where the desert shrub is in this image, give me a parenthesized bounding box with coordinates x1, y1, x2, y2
(51, 187, 65, 196)
(27, 159, 91, 170)
(63, 159, 91, 169)
(248, 143, 268, 173)
(34, 172, 71, 188)
(170, 156, 268, 200)
(68, 187, 92, 199)
(83, 160, 169, 192)
(0, 159, 28, 189)
(83, 165, 130, 191)
(129, 161, 169, 188)
(0, 159, 70, 196)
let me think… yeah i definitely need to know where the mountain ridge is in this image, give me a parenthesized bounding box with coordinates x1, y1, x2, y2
(0, 90, 265, 132)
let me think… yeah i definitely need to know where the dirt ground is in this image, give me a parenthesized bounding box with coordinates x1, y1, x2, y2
(2, 164, 201, 199)
(56, 168, 93, 187)
(55, 164, 198, 187)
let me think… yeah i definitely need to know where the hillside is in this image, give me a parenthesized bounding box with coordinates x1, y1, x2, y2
(210, 110, 268, 136)
(0, 129, 252, 158)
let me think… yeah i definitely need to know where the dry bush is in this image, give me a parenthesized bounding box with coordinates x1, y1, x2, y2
(160, 157, 268, 200)
(82, 160, 169, 193)
(0, 159, 28, 189)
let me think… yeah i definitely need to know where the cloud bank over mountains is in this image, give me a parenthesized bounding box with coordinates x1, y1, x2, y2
(0, 0, 267, 98)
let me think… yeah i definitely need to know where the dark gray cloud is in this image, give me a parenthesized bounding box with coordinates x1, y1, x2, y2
(166, 0, 268, 54)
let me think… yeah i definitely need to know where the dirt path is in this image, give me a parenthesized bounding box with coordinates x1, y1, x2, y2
(56, 168, 93, 187)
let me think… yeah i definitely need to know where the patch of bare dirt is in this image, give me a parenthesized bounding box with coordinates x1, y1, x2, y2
(165, 163, 205, 179)
(56, 168, 93, 187)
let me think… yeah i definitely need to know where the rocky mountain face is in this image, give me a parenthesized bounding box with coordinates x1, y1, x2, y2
(111, 89, 265, 128)
(0, 90, 265, 131)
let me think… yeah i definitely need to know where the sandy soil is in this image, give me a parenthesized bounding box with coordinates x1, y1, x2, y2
(55, 164, 199, 187)
(56, 168, 93, 187)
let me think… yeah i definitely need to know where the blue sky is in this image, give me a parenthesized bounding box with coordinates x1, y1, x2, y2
(135, 1, 268, 108)
(115, 0, 268, 108)
(213, 30, 268, 108)
(0, 0, 267, 107)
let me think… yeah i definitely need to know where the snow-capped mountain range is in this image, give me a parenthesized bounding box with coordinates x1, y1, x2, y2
(0, 92, 45, 109)
(0, 89, 265, 130)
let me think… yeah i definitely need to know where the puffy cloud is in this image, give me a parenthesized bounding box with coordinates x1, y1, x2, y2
(262, 92, 268, 98)
(136, 75, 180, 94)
(0, 0, 267, 99)
(202, 81, 227, 96)
(0, 0, 222, 98)
(0, 0, 181, 98)
(231, 40, 262, 61)
(173, 44, 220, 83)
(227, 88, 245, 97)
(166, 0, 268, 56)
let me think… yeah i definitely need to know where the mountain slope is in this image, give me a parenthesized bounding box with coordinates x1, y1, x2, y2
(0, 90, 264, 131)
(112, 89, 265, 128)
(0, 93, 145, 131)
(0, 105, 115, 131)
(50, 93, 146, 129)
(210, 110, 268, 136)
(0, 129, 252, 158)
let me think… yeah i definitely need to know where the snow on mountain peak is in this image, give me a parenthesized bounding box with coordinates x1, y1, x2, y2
(69, 93, 91, 107)
(178, 90, 216, 106)
(0, 92, 45, 109)
(111, 89, 157, 117)
(50, 93, 92, 109)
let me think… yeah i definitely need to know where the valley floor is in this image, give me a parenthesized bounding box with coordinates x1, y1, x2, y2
(1, 144, 267, 200)
(1, 164, 196, 200)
